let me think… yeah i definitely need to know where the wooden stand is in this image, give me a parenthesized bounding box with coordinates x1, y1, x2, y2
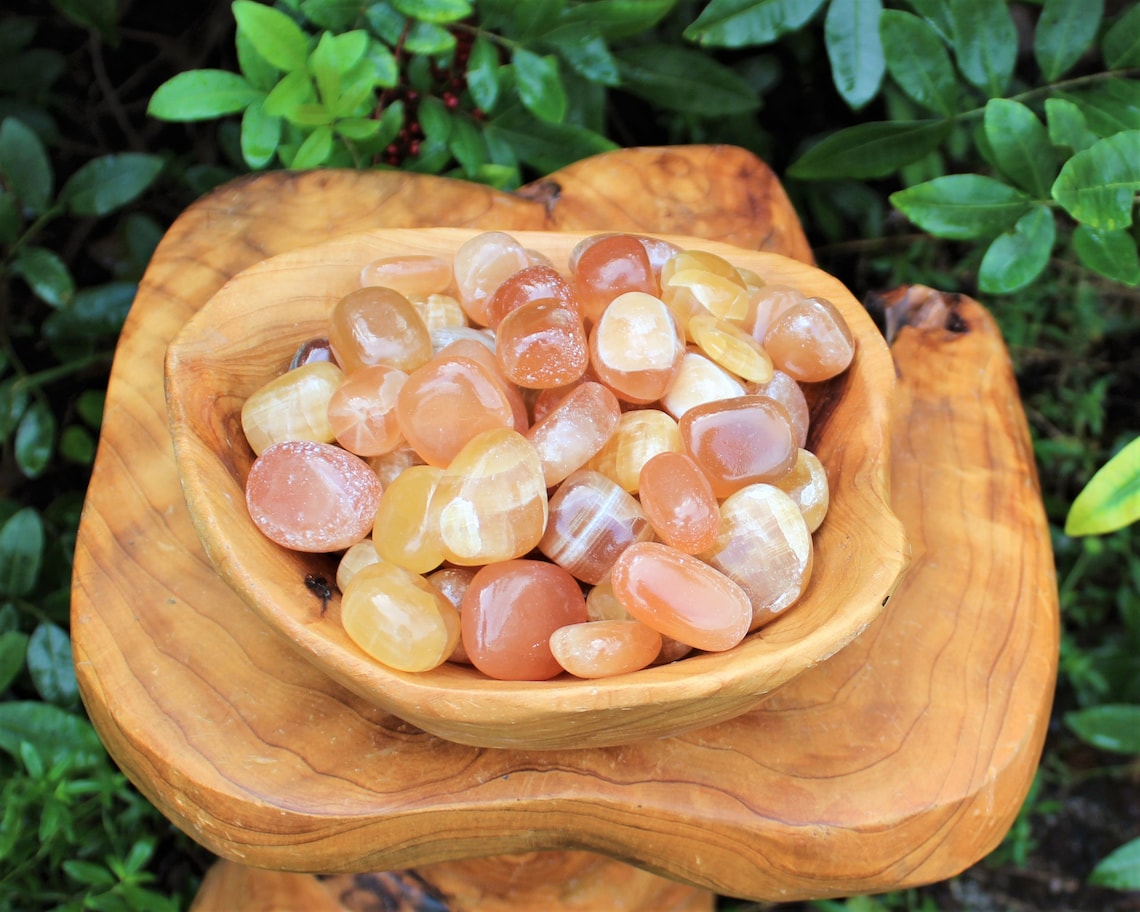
(71, 147, 1058, 908)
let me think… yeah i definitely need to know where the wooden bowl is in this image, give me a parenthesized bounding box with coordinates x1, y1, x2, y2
(165, 227, 907, 750)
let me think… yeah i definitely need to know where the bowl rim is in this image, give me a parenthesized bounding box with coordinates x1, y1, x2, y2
(165, 226, 908, 749)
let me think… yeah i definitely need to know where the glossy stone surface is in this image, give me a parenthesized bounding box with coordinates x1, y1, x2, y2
(395, 354, 515, 467)
(688, 312, 774, 384)
(328, 286, 433, 374)
(484, 264, 578, 328)
(437, 338, 529, 433)
(245, 440, 381, 552)
(748, 284, 806, 344)
(427, 566, 477, 664)
(372, 464, 445, 573)
(336, 539, 381, 590)
(774, 447, 830, 532)
(549, 620, 662, 678)
(327, 364, 407, 456)
(496, 299, 589, 389)
(340, 560, 460, 673)
(745, 370, 810, 449)
(610, 541, 752, 652)
(412, 293, 467, 333)
(572, 233, 658, 325)
(638, 451, 720, 554)
(679, 395, 797, 498)
(660, 350, 745, 419)
(539, 469, 653, 584)
(460, 559, 588, 680)
(360, 254, 452, 298)
(241, 361, 344, 456)
(764, 295, 855, 382)
(452, 231, 530, 326)
(589, 292, 683, 404)
(700, 483, 814, 630)
(583, 407, 682, 493)
(526, 381, 621, 487)
(429, 428, 548, 565)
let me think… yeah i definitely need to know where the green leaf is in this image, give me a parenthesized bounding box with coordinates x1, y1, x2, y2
(290, 124, 333, 169)
(0, 117, 52, 213)
(1103, 2, 1140, 68)
(890, 173, 1032, 239)
(983, 99, 1059, 197)
(59, 425, 95, 464)
(1065, 436, 1140, 535)
(948, 0, 1017, 96)
(77, 389, 105, 429)
(403, 20, 456, 55)
(0, 508, 43, 597)
(0, 190, 18, 243)
(27, 622, 77, 706)
(300, 0, 361, 30)
(1065, 702, 1140, 752)
(44, 282, 135, 344)
(0, 701, 104, 768)
(448, 116, 486, 177)
(511, 47, 567, 124)
(879, 10, 958, 117)
(615, 44, 760, 115)
(236, 30, 279, 92)
(0, 630, 28, 693)
(1051, 130, 1140, 230)
(389, 0, 472, 23)
(978, 204, 1055, 293)
(1090, 838, 1140, 891)
(684, 0, 828, 48)
(1045, 98, 1099, 153)
(12, 246, 73, 308)
(147, 70, 262, 121)
(263, 70, 316, 119)
(308, 31, 342, 107)
(541, 24, 621, 86)
(466, 35, 502, 111)
(334, 118, 380, 141)
(907, 0, 954, 43)
(484, 108, 616, 174)
(63, 860, 116, 888)
(232, 0, 311, 72)
(1056, 80, 1140, 136)
(14, 398, 54, 478)
(824, 0, 884, 110)
(789, 119, 951, 179)
(60, 153, 164, 217)
(1034, 0, 1102, 81)
(240, 100, 281, 169)
(418, 95, 453, 144)
(1071, 225, 1140, 285)
(559, 0, 677, 39)
(363, 40, 398, 90)
(0, 380, 29, 443)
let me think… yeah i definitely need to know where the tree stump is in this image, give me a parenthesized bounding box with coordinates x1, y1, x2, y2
(71, 146, 1058, 908)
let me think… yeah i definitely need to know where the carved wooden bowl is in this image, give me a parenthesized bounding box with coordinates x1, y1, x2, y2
(164, 227, 907, 750)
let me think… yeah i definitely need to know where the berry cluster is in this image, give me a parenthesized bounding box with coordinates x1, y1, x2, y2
(378, 26, 485, 167)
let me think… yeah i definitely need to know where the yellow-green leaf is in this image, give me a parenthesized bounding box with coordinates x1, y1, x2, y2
(1065, 436, 1140, 536)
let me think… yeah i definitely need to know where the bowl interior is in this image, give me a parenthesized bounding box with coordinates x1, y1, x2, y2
(165, 227, 907, 750)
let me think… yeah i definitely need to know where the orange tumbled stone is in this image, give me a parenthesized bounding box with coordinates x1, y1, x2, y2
(700, 483, 813, 630)
(526, 381, 621, 487)
(484, 264, 578, 328)
(774, 447, 830, 532)
(572, 233, 658, 325)
(638, 451, 720, 554)
(327, 364, 407, 456)
(328, 286, 433, 374)
(746, 370, 810, 449)
(763, 295, 855, 382)
(549, 620, 663, 678)
(336, 539, 381, 590)
(396, 354, 515, 467)
(610, 541, 751, 652)
(340, 560, 460, 673)
(496, 299, 589, 389)
(539, 469, 653, 585)
(748, 284, 806, 343)
(360, 254, 453, 298)
(679, 394, 797, 498)
(437, 338, 529, 433)
(583, 407, 681, 493)
(245, 440, 381, 552)
(460, 559, 588, 680)
(429, 428, 548, 565)
(241, 361, 344, 455)
(453, 231, 530, 326)
(589, 292, 683, 404)
(428, 566, 477, 664)
(372, 464, 445, 574)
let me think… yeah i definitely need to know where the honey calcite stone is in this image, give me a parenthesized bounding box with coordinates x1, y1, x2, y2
(453, 230, 531, 326)
(583, 407, 681, 493)
(245, 440, 381, 552)
(328, 286, 433, 374)
(327, 364, 407, 456)
(360, 254, 452, 298)
(526, 381, 621, 487)
(572, 234, 658, 325)
(429, 428, 548, 565)
(460, 559, 588, 680)
(484, 264, 578, 328)
(549, 620, 663, 678)
(539, 469, 653, 585)
(746, 370, 810, 449)
(610, 541, 751, 652)
(763, 295, 855, 382)
(774, 447, 830, 532)
(496, 299, 588, 389)
(241, 361, 344, 455)
(589, 292, 683, 404)
(396, 354, 515, 467)
(372, 464, 445, 574)
(700, 483, 813, 630)
(679, 394, 797, 498)
(638, 451, 720, 554)
(340, 560, 460, 673)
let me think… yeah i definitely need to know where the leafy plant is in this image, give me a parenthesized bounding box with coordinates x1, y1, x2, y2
(689, 0, 1140, 295)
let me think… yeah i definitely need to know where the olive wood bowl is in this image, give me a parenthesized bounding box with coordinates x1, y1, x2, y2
(165, 227, 907, 751)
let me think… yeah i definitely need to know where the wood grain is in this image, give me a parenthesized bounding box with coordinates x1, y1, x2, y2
(163, 226, 903, 750)
(71, 147, 1057, 903)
